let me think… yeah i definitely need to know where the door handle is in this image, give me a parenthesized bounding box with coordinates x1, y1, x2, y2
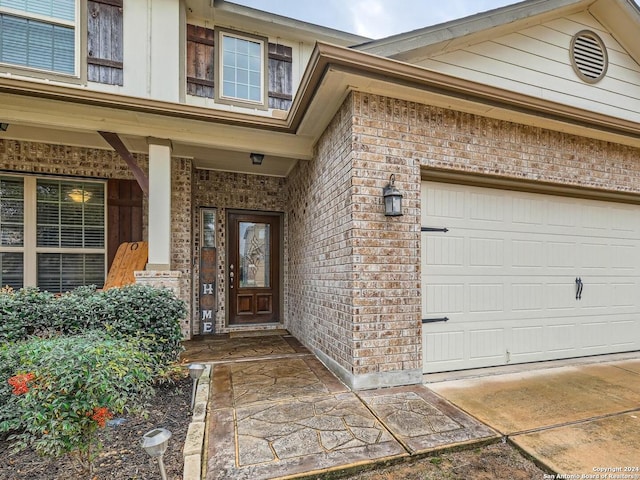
(230, 264, 234, 289)
(575, 277, 583, 300)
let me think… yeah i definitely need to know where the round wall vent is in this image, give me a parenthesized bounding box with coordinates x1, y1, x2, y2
(570, 30, 608, 84)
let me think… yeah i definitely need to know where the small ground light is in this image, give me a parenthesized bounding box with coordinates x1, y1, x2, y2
(141, 428, 172, 480)
(188, 363, 206, 410)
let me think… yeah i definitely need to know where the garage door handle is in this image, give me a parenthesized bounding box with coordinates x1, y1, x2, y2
(575, 277, 583, 300)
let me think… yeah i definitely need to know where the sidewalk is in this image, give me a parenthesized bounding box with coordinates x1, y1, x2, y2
(430, 358, 640, 476)
(182, 333, 498, 480)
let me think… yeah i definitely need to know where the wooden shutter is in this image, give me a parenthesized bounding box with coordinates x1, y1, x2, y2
(187, 24, 215, 98)
(87, 0, 123, 85)
(107, 179, 143, 269)
(268, 43, 293, 110)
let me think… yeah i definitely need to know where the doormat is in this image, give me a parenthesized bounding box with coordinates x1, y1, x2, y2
(229, 329, 289, 338)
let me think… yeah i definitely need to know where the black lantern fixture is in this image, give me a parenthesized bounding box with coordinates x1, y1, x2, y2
(250, 152, 264, 165)
(383, 174, 403, 216)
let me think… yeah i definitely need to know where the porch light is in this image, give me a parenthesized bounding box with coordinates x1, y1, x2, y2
(188, 363, 206, 410)
(250, 152, 264, 165)
(141, 428, 172, 480)
(383, 174, 403, 217)
(0, 123, 8, 132)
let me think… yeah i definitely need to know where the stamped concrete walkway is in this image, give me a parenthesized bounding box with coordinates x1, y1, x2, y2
(182, 333, 498, 480)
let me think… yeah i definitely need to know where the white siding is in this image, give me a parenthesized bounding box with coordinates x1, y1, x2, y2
(415, 11, 640, 123)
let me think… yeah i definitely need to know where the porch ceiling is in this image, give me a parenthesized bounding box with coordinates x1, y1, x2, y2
(0, 101, 304, 177)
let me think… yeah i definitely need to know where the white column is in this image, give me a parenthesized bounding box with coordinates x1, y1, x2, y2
(147, 138, 172, 270)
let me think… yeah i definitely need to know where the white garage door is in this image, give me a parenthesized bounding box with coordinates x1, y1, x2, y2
(421, 181, 640, 373)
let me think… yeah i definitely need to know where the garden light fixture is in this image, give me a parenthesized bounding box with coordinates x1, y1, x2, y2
(141, 428, 172, 480)
(383, 174, 403, 216)
(188, 363, 206, 410)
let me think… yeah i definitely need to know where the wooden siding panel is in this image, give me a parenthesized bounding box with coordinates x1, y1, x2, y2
(87, 0, 123, 85)
(417, 12, 640, 124)
(268, 43, 293, 110)
(187, 24, 215, 98)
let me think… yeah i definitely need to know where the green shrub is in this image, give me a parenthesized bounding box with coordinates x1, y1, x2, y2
(0, 287, 55, 342)
(0, 284, 186, 365)
(101, 284, 186, 366)
(0, 331, 157, 475)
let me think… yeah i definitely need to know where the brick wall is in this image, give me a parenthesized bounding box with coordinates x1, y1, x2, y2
(192, 170, 287, 334)
(0, 139, 193, 336)
(290, 91, 640, 389)
(287, 95, 356, 378)
(353, 94, 640, 192)
(350, 94, 423, 382)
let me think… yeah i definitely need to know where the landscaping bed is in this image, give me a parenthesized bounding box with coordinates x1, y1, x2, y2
(0, 374, 191, 480)
(0, 284, 189, 479)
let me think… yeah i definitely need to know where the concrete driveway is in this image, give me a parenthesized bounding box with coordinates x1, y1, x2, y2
(429, 358, 640, 476)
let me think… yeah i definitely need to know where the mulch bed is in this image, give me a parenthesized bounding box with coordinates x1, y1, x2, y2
(0, 375, 191, 480)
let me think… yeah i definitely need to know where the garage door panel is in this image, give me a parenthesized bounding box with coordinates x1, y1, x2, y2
(470, 192, 505, 222)
(421, 181, 640, 374)
(423, 283, 464, 315)
(612, 283, 635, 307)
(580, 282, 610, 309)
(469, 329, 505, 360)
(424, 330, 465, 364)
(512, 239, 544, 267)
(546, 323, 578, 352)
(469, 238, 504, 266)
(582, 205, 610, 230)
(511, 326, 544, 356)
(547, 241, 578, 268)
(610, 320, 639, 347)
(511, 283, 544, 311)
(512, 197, 545, 225)
(581, 243, 610, 270)
(581, 321, 610, 349)
(611, 244, 636, 270)
(422, 185, 465, 221)
(546, 282, 576, 310)
(423, 235, 464, 266)
(468, 284, 503, 312)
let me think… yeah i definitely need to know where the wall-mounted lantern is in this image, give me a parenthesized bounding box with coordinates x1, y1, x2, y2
(250, 152, 264, 165)
(383, 174, 403, 217)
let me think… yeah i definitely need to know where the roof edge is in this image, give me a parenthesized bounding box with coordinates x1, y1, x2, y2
(355, 0, 588, 57)
(214, 0, 370, 45)
(291, 42, 640, 140)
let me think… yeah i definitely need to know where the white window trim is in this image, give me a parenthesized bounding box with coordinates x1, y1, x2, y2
(214, 28, 268, 110)
(1, 174, 107, 289)
(0, 0, 84, 80)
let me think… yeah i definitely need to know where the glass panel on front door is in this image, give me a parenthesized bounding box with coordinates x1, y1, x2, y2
(239, 221, 270, 288)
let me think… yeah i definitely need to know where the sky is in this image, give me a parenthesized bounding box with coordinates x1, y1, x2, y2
(230, 0, 640, 39)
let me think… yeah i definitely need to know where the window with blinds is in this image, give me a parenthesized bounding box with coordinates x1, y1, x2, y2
(0, 0, 78, 76)
(36, 179, 105, 292)
(0, 175, 106, 293)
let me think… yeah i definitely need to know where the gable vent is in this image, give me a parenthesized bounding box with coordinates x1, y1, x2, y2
(571, 30, 608, 84)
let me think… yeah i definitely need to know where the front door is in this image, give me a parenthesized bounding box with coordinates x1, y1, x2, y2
(228, 212, 280, 325)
